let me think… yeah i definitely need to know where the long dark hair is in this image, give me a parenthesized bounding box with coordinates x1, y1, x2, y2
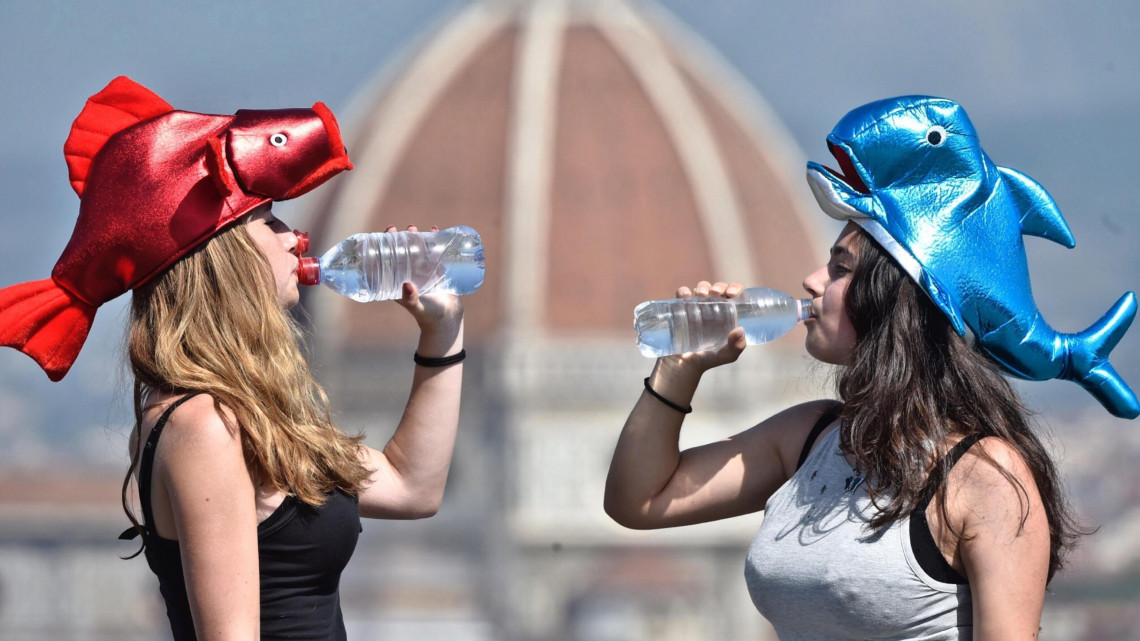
(836, 228, 1084, 581)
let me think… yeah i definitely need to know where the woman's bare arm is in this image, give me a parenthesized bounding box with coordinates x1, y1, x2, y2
(357, 278, 465, 519)
(953, 438, 1051, 640)
(605, 377, 834, 528)
(157, 395, 260, 641)
(604, 281, 831, 529)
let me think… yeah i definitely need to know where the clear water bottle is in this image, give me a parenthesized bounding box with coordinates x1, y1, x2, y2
(634, 287, 811, 357)
(297, 226, 485, 302)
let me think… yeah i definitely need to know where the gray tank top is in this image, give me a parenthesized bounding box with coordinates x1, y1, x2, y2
(745, 425, 972, 640)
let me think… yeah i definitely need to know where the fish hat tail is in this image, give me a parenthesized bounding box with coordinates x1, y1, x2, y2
(0, 77, 166, 380)
(1064, 292, 1139, 419)
(0, 279, 96, 381)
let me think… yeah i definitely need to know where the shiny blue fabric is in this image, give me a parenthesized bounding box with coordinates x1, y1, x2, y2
(806, 96, 1137, 419)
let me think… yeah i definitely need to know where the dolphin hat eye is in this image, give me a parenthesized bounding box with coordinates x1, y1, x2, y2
(269, 133, 288, 147)
(925, 126, 947, 146)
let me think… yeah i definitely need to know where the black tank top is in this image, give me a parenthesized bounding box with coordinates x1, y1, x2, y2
(134, 393, 361, 640)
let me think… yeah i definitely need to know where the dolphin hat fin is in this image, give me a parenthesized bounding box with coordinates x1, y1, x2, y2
(998, 166, 1076, 248)
(0, 279, 96, 381)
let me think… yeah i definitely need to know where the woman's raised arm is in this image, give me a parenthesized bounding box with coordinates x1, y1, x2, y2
(604, 281, 829, 529)
(357, 276, 465, 519)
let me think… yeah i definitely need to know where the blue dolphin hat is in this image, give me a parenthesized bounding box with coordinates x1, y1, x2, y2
(806, 96, 1138, 419)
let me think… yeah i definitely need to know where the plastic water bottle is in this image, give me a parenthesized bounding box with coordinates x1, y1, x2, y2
(297, 226, 485, 302)
(634, 287, 811, 357)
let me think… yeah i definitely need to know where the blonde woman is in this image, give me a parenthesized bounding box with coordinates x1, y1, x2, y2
(0, 77, 465, 640)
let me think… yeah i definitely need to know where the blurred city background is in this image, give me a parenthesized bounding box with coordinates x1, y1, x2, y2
(0, 0, 1137, 639)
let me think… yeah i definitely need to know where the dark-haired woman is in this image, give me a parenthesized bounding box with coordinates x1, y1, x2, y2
(604, 221, 1083, 640)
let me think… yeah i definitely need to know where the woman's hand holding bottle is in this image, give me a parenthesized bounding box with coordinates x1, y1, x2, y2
(387, 225, 464, 350)
(645, 281, 747, 412)
(657, 281, 748, 373)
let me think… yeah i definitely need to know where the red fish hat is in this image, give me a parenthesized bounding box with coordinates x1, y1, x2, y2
(0, 76, 353, 381)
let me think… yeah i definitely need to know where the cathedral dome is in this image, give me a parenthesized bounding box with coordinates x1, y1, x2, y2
(296, 0, 831, 352)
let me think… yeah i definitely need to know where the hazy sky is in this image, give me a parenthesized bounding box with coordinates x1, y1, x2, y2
(1, 0, 1138, 462)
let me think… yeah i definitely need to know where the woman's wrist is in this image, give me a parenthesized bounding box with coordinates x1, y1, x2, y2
(646, 359, 702, 409)
(654, 353, 709, 381)
(416, 318, 464, 358)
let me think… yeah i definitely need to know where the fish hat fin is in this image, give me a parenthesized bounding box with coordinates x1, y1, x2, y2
(204, 135, 238, 196)
(0, 279, 96, 381)
(63, 76, 174, 197)
(998, 166, 1076, 248)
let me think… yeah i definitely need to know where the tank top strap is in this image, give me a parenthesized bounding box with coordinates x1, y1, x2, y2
(908, 432, 988, 585)
(796, 402, 843, 471)
(916, 432, 987, 510)
(136, 392, 206, 538)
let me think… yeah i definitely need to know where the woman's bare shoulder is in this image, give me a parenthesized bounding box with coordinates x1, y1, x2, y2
(751, 398, 841, 431)
(953, 436, 1037, 491)
(740, 399, 842, 476)
(948, 436, 1045, 536)
(149, 394, 245, 476)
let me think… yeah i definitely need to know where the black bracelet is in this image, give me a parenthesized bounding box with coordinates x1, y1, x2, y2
(414, 349, 467, 367)
(643, 377, 693, 414)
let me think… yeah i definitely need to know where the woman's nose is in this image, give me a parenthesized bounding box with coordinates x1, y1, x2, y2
(803, 266, 825, 297)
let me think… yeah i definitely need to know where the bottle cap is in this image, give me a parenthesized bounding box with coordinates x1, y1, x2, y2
(293, 230, 310, 255)
(297, 257, 320, 286)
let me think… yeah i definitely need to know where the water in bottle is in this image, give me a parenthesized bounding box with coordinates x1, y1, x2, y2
(298, 226, 485, 302)
(634, 287, 811, 357)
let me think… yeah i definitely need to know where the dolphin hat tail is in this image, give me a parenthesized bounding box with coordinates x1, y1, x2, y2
(1064, 292, 1139, 419)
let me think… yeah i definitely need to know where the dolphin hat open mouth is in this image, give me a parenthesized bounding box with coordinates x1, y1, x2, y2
(819, 141, 870, 195)
(806, 136, 878, 225)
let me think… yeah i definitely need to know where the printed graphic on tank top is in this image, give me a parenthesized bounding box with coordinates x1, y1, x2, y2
(745, 425, 973, 641)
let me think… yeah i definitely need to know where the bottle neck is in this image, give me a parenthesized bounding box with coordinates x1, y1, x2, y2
(297, 257, 321, 286)
(796, 298, 812, 322)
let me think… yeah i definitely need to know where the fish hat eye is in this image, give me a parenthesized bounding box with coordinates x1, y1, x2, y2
(270, 133, 288, 147)
(926, 126, 946, 146)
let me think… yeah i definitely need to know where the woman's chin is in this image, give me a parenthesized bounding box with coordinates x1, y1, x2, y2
(804, 338, 849, 367)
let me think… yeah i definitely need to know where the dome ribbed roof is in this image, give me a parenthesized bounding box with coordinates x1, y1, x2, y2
(299, 0, 831, 350)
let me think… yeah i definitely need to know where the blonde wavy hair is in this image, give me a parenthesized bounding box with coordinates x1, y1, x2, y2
(121, 216, 370, 544)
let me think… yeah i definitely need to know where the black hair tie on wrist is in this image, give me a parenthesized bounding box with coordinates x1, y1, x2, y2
(643, 377, 693, 414)
(414, 349, 467, 367)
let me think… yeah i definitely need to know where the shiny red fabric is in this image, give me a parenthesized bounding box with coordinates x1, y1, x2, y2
(0, 76, 353, 380)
